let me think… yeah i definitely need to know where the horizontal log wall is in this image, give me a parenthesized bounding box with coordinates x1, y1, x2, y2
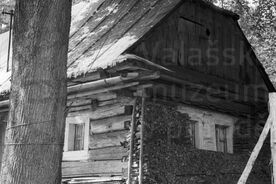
(90, 115, 132, 134)
(88, 146, 128, 161)
(89, 130, 129, 149)
(62, 160, 127, 178)
(63, 91, 135, 178)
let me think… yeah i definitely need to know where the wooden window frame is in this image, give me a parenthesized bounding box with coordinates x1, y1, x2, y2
(63, 115, 90, 161)
(73, 123, 85, 151)
(189, 122, 200, 148)
(177, 105, 234, 153)
(195, 118, 233, 153)
(214, 120, 233, 153)
(215, 125, 228, 153)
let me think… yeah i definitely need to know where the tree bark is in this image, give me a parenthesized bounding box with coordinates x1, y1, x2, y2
(270, 93, 276, 184)
(0, 0, 71, 183)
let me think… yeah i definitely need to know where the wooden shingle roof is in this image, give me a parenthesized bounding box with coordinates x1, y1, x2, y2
(67, 0, 183, 77)
(0, 0, 183, 94)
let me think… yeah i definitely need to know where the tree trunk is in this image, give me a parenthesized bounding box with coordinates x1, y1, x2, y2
(0, 0, 71, 183)
(270, 93, 276, 184)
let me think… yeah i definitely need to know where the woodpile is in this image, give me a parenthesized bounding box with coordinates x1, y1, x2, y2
(127, 97, 143, 184)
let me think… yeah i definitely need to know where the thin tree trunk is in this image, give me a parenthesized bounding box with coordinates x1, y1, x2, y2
(0, 0, 71, 183)
(270, 93, 276, 184)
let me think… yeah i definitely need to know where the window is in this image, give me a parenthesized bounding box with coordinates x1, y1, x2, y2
(198, 120, 233, 153)
(215, 125, 228, 153)
(68, 123, 85, 151)
(177, 105, 234, 153)
(63, 116, 89, 161)
(189, 122, 196, 147)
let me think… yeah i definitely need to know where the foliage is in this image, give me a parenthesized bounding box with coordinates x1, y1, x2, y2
(0, 0, 14, 33)
(0, 0, 79, 33)
(205, 0, 276, 83)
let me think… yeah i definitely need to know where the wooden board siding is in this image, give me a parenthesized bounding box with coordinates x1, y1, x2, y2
(128, 0, 268, 105)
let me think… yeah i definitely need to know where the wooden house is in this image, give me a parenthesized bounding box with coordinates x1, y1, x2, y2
(0, 0, 273, 183)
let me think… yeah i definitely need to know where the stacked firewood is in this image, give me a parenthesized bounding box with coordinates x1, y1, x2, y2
(125, 97, 143, 184)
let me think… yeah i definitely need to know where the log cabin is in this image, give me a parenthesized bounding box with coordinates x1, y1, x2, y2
(0, 0, 273, 183)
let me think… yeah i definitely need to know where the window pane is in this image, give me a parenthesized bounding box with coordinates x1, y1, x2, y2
(215, 125, 227, 153)
(189, 123, 196, 147)
(74, 124, 84, 151)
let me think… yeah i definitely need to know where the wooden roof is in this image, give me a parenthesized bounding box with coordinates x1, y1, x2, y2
(0, 0, 272, 95)
(67, 0, 183, 77)
(0, 0, 182, 94)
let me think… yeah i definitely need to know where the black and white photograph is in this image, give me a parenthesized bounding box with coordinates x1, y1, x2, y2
(0, 0, 275, 183)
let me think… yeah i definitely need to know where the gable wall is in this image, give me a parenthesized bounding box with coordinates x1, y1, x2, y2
(128, 0, 268, 104)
